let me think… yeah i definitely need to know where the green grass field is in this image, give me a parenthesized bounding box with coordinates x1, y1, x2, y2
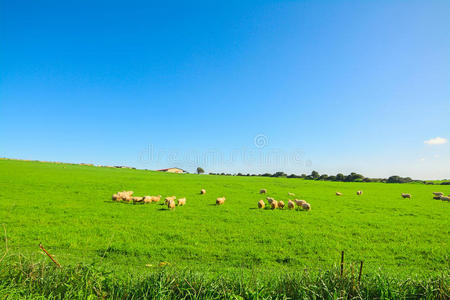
(0, 159, 449, 298)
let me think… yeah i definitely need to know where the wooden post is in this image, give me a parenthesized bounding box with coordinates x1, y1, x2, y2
(340, 251, 344, 276)
(39, 244, 61, 268)
(358, 261, 363, 283)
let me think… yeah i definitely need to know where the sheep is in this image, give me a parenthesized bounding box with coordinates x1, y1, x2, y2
(168, 199, 176, 209)
(288, 192, 295, 196)
(295, 199, 306, 206)
(278, 200, 285, 209)
(357, 190, 363, 195)
(165, 196, 176, 205)
(122, 195, 132, 202)
(151, 195, 162, 202)
(336, 192, 342, 196)
(132, 197, 144, 204)
(260, 189, 267, 194)
(288, 200, 295, 210)
(177, 197, 186, 206)
(216, 197, 226, 205)
(112, 194, 120, 201)
(270, 200, 278, 210)
(433, 192, 444, 197)
(302, 202, 311, 211)
(401, 193, 411, 199)
(441, 196, 450, 202)
(258, 200, 265, 209)
(267, 197, 274, 204)
(433, 196, 442, 200)
(143, 196, 153, 203)
(200, 189, 206, 195)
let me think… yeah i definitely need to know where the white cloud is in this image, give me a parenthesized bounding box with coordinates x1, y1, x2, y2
(420, 158, 425, 161)
(424, 137, 448, 145)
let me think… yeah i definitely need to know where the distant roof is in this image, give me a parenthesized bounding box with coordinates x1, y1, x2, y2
(156, 167, 185, 171)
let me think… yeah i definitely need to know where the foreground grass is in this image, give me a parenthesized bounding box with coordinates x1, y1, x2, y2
(0, 258, 448, 299)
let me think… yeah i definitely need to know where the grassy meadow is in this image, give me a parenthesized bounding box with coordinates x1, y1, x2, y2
(0, 159, 449, 298)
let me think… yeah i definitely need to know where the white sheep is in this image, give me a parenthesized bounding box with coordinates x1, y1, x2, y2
(177, 198, 186, 206)
(357, 190, 363, 195)
(288, 200, 295, 210)
(336, 192, 342, 196)
(401, 193, 411, 199)
(200, 189, 206, 195)
(278, 200, 285, 209)
(258, 200, 265, 209)
(302, 202, 311, 211)
(216, 197, 226, 205)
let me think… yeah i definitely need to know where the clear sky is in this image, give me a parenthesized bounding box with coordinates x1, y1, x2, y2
(1, 0, 449, 179)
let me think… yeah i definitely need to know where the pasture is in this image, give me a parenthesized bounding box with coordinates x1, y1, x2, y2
(0, 159, 449, 298)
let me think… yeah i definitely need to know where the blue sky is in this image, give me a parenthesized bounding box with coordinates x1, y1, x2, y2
(1, 0, 449, 179)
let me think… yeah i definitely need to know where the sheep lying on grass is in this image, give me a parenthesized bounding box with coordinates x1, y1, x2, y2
(258, 200, 265, 209)
(288, 192, 295, 196)
(216, 197, 226, 205)
(200, 189, 206, 195)
(357, 190, 363, 195)
(336, 192, 342, 196)
(132, 197, 144, 204)
(260, 189, 267, 194)
(401, 193, 411, 199)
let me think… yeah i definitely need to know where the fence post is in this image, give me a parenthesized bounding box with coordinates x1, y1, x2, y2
(39, 244, 61, 268)
(358, 261, 363, 283)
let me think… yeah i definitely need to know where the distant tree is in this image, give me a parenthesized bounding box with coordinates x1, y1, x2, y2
(328, 175, 337, 181)
(336, 173, 345, 181)
(318, 174, 328, 180)
(300, 174, 307, 178)
(197, 167, 205, 174)
(272, 171, 287, 177)
(311, 170, 319, 180)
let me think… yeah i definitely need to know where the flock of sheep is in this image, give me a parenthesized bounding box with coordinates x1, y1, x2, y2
(258, 189, 311, 211)
(111, 188, 449, 211)
(112, 191, 186, 208)
(432, 192, 450, 201)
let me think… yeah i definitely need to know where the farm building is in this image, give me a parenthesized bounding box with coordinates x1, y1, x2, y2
(156, 167, 185, 173)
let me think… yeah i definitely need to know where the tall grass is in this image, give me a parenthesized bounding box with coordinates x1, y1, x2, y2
(0, 258, 448, 299)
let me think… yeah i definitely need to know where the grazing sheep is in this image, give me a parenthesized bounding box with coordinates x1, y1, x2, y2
(278, 200, 285, 209)
(295, 199, 306, 206)
(433, 192, 444, 197)
(122, 195, 132, 202)
(216, 197, 226, 205)
(433, 196, 442, 200)
(258, 200, 265, 209)
(200, 189, 206, 195)
(143, 196, 153, 203)
(132, 197, 144, 203)
(270, 200, 278, 210)
(267, 197, 274, 204)
(177, 197, 186, 206)
(168, 199, 176, 209)
(441, 196, 450, 202)
(151, 195, 162, 202)
(288, 192, 295, 196)
(401, 193, 411, 199)
(288, 200, 295, 210)
(336, 192, 342, 196)
(112, 194, 120, 201)
(357, 190, 363, 195)
(165, 196, 176, 205)
(302, 202, 311, 211)
(260, 189, 267, 194)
